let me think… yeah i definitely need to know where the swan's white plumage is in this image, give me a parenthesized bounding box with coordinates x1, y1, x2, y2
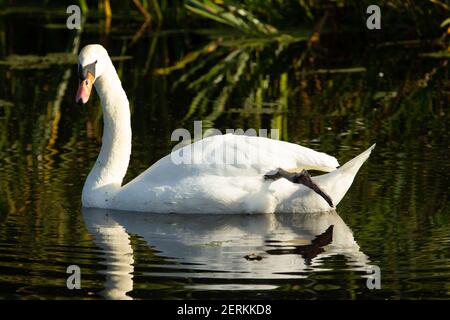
(113, 134, 340, 213)
(79, 44, 374, 214)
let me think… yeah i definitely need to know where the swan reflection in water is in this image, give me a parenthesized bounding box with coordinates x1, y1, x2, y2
(82, 208, 373, 299)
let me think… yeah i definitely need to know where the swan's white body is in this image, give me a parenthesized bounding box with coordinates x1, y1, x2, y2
(79, 45, 375, 214)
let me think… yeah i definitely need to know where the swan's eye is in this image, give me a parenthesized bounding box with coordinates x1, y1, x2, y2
(85, 79, 90, 86)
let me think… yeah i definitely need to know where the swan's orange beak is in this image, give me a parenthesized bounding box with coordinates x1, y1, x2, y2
(76, 71, 94, 104)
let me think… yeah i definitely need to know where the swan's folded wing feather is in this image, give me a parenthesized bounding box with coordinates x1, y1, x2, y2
(128, 134, 339, 185)
(196, 134, 339, 173)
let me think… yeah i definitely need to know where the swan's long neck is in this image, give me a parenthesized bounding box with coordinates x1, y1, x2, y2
(82, 61, 132, 208)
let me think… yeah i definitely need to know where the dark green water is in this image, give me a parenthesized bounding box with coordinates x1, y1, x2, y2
(0, 8, 449, 299)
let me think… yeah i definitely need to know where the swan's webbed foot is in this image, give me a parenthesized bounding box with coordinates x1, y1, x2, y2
(264, 168, 287, 181)
(264, 168, 334, 207)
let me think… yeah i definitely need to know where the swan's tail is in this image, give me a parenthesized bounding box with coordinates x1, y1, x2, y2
(313, 144, 376, 208)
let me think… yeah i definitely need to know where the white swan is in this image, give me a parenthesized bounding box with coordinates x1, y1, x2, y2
(76, 44, 375, 214)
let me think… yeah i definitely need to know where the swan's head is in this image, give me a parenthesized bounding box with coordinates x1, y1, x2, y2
(76, 44, 110, 104)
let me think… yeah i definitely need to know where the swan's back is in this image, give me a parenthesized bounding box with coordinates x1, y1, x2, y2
(127, 134, 339, 185)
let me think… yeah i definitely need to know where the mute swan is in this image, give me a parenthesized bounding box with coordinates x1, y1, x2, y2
(76, 44, 375, 214)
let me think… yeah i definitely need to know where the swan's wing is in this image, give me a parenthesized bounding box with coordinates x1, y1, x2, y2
(130, 134, 339, 184)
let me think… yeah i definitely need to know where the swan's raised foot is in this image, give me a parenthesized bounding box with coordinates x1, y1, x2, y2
(264, 168, 334, 207)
